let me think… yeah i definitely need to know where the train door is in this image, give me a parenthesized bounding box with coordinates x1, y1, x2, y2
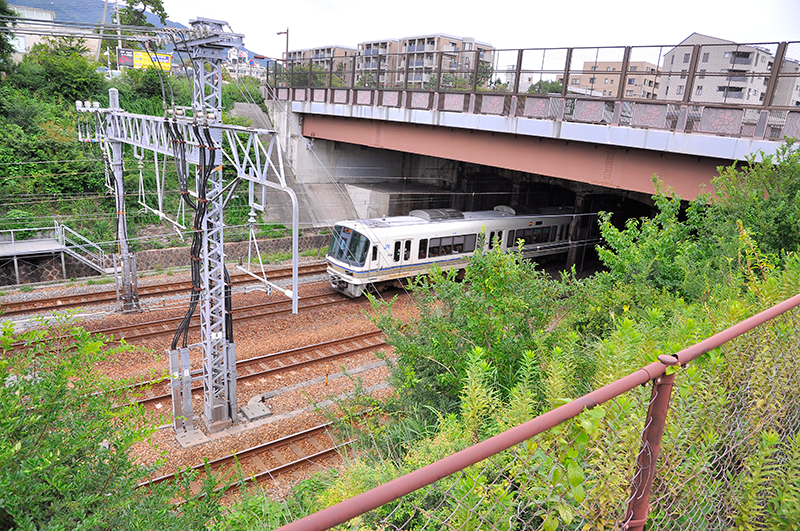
(393, 239, 412, 273)
(367, 244, 379, 281)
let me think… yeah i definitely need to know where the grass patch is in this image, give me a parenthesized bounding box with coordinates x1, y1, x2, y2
(301, 247, 329, 259)
(19, 285, 34, 293)
(86, 278, 115, 286)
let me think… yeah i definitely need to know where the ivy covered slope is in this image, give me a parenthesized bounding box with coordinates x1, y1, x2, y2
(217, 142, 800, 529)
(0, 36, 268, 250)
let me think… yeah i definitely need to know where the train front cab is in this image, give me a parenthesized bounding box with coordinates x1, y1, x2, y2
(326, 224, 375, 298)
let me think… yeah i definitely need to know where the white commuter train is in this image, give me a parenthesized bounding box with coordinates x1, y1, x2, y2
(326, 205, 598, 298)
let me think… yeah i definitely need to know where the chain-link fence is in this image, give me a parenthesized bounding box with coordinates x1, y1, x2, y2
(274, 292, 800, 531)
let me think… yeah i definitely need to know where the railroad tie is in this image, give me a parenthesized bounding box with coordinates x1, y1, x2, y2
(306, 436, 327, 452)
(271, 449, 290, 465)
(250, 454, 267, 472)
(288, 443, 306, 459)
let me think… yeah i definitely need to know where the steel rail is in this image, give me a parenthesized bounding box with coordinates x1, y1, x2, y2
(133, 331, 386, 407)
(5, 291, 349, 351)
(0, 263, 327, 316)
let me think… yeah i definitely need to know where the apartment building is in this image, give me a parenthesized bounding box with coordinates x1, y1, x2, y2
(9, 4, 102, 60)
(396, 34, 494, 89)
(559, 60, 660, 99)
(356, 39, 401, 86)
(657, 32, 800, 107)
(287, 45, 356, 71)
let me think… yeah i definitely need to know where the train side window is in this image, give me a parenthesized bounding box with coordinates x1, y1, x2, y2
(488, 231, 495, 250)
(550, 226, 557, 242)
(440, 237, 453, 255)
(419, 239, 428, 259)
(518, 228, 532, 244)
(428, 238, 440, 257)
(507, 230, 516, 247)
(464, 234, 477, 253)
(393, 241, 401, 262)
(372, 245, 377, 261)
(452, 235, 465, 254)
(533, 228, 542, 243)
(404, 240, 411, 260)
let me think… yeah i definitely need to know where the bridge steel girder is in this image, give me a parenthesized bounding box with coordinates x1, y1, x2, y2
(299, 114, 733, 201)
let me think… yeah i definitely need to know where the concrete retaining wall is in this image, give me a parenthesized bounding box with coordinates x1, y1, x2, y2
(132, 234, 330, 272)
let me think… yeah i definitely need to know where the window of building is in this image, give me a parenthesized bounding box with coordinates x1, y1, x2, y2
(683, 52, 690, 63)
(604, 78, 609, 84)
(699, 69, 706, 79)
(670, 56, 674, 65)
(696, 85, 703, 95)
(680, 69, 687, 79)
(724, 52, 731, 58)
(628, 78, 635, 85)
(665, 86, 669, 95)
(610, 79, 614, 84)
(591, 65, 597, 71)
(571, 78, 580, 85)
(626, 89, 633, 96)
(630, 65, 638, 71)
(602, 90, 607, 95)
(677, 85, 684, 95)
(702, 52, 709, 63)
(606, 66, 611, 71)
(589, 77, 596, 84)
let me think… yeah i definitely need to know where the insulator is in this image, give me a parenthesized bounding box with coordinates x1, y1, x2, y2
(76, 100, 83, 109)
(84, 100, 91, 109)
(92, 102, 100, 109)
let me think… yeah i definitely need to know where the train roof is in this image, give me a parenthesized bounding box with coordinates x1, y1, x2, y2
(336, 205, 575, 230)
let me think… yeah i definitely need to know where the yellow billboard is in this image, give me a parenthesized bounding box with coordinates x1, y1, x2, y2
(118, 48, 172, 71)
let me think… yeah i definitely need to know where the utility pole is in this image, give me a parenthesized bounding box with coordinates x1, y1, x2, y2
(94, 0, 110, 63)
(77, 18, 300, 445)
(108, 88, 139, 312)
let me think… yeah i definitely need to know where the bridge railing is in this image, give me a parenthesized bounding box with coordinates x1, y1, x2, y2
(274, 292, 800, 531)
(265, 41, 800, 142)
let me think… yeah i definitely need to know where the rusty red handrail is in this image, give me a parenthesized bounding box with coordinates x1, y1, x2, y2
(275, 292, 800, 531)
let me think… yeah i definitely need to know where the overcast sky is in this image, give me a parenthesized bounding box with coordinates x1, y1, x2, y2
(161, 0, 799, 61)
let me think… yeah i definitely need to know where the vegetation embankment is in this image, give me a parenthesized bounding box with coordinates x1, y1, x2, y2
(0, 36, 283, 256)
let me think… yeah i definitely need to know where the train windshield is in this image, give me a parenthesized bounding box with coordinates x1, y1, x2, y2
(328, 225, 371, 267)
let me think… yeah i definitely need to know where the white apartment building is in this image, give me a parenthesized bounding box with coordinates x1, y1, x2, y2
(658, 32, 800, 107)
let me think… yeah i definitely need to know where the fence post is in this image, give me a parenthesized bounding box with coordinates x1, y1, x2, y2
(623, 355, 677, 530)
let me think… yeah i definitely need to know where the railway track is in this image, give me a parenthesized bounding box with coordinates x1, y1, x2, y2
(0, 262, 328, 317)
(140, 421, 353, 496)
(133, 331, 386, 408)
(6, 291, 351, 352)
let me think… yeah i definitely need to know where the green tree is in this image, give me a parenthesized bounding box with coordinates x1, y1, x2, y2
(369, 241, 574, 415)
(282, 63, 328, 87)
(119, 0, 168, 26)
(711, 140, 800, 257)
(466, 60, 493, 88)
(0, 0, 16, 68)
(0, 316, 224, 529)
(12, 37, 104, 101)
(528, 79, 563, 94)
